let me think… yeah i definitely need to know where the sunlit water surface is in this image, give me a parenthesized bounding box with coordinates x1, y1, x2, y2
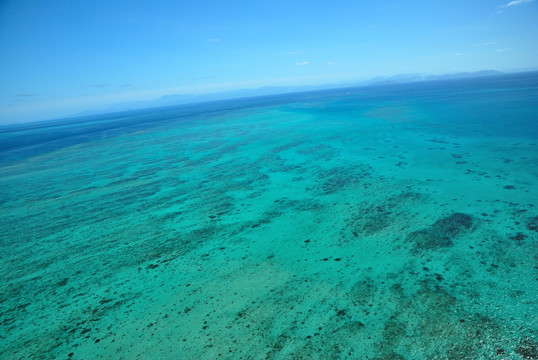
(1, 72, 537, 359)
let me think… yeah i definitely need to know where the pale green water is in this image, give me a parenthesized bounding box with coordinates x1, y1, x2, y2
(1, 73, 537, 359)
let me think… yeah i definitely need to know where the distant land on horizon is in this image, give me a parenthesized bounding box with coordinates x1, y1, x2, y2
(71, 70, 507, 119)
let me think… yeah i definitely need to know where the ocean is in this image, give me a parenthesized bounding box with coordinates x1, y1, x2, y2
(1, 72, 537, 359)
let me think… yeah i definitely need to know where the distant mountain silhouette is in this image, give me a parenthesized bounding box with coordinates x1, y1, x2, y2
(74, 70, 504, 117)
(367, 70, 503, 86)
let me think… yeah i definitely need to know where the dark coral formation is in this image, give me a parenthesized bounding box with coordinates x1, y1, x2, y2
(345, 191, 426, 238)
(349, 208, 392, 236)
(315, 165, 372, 195)
(516, 338, 538, 359)
(527, 216, 538, 232)
(406, 213, 473, 250)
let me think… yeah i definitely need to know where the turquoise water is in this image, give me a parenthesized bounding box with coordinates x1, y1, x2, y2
(1, 72, 537, 359)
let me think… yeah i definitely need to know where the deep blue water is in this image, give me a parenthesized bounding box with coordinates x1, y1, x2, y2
(2, 71, 537, 165)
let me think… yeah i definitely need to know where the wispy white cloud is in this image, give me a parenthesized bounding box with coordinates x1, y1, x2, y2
(453, 53, 464, 56)
(295, 61, 309, 66)
(501, 0, 534, 7)
(326, 61, 335, 65)
(205, 38, 221, 42)
(286, 51, 301, 55)
(496, 48, 510, 52)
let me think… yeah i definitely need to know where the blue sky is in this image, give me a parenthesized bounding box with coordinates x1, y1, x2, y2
(1, 0, 537, 124)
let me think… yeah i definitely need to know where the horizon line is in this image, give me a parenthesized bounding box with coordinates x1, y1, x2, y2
(2, 68, 538, 126)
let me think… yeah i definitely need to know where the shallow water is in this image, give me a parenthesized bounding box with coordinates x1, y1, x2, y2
(1, 72, 537, 359)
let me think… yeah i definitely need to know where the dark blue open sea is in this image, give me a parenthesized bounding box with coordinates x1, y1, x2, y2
(1, 72, 537, 359)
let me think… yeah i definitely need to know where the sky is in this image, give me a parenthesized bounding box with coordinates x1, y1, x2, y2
(1, 0, 537, 124)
